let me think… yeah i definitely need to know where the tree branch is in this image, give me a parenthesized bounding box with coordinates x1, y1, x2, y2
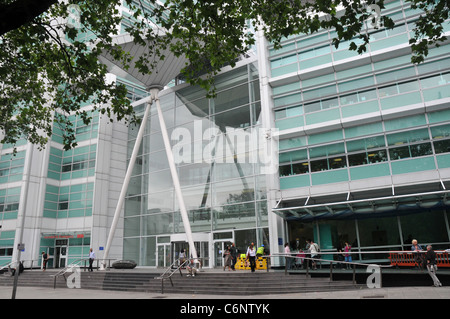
(0, 0, 58, 36)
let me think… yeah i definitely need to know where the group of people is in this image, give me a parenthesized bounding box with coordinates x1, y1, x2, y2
(184, 242, 266, 277)
(285, 239, 324, 270)
(410, 239, 442, 287)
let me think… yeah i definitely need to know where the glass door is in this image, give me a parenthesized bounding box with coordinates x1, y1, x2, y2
(55, 239, 68, 268)
(157, 243, 171, 268)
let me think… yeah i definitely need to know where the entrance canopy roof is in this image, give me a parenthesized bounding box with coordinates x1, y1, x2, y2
(98, 32, 188, 90)
(273, 181, 450, 221)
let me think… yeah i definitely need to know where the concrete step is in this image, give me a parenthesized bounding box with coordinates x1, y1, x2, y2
(0, 269, 365, 295)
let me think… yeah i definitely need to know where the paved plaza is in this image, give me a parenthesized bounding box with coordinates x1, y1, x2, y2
(2, 285, 450, 299)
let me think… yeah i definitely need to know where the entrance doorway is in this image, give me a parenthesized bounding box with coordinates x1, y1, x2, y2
(213, 241, 233, 268)
(169, 233, 210, 268)
(54, 239, 68, 268)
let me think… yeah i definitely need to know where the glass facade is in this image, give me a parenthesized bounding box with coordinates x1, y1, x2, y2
(123, 64, 271, 266)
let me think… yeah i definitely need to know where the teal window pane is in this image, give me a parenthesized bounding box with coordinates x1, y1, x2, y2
(311, 169, 348, 185)
(273, 82, 301, 95)
(376, 67, 416, 84)
(379, 81, 419, 97)
(305, 108, 340, 125)
(303, 85, 337, 101)
(280, 174, 310, 189)
(269, 42, 296, 56)
(347, 136, 385, 152)
(431, 124, 450, 139)
(310, 143, 345, 158)
(271, 54, 297, 68)
(422, 85, 450, 101)
(299, 54, 332, 69)
(308, 130, 343, 145)
(279, 137, 307, 150)
(391, 157, 435, 174)
(338, 76, 375, 93)
(437, 154, 450, 168)
(380, 91, 422, 110)
(387, 128, 430, 146)
(384, 114, 427, 131)
(420, 73, 450, 89)
(340, 89, 377, 106)
(275, 116, 304, 130)
(350, 163, 390, 180)
(341, 100, 379, 118)
(301, 73, 334, 89)
(304, 98, 338, 114)
(279, 149, 308, 163)
(369, 33, 409, 51)
(274, 93, 302, 107)
(271, 64, 298, 77)
(428, 109, 450, 124)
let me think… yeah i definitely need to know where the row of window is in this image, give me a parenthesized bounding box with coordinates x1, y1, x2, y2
(274, 68, 450, 121)
(279, 125, 450, 176)
(269, 0, 418, 57)
(44, 183, 94, 219)
(48, 145, 97, 181)
(52, 110, 99, 145)
(0, 150, 25, 184)
(0, 187, 21, 220)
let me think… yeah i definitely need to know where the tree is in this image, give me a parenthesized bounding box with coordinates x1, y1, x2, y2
(0, 0, 448, 150)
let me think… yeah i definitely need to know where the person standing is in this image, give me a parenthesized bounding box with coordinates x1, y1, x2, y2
(411, 239, 424, 269)
(344, 242, 352, 269)
(88, 248, 95, 272)
(284, 243, 291, 270)
(426, 245, 442, 287)
(246, 242, 257, 272)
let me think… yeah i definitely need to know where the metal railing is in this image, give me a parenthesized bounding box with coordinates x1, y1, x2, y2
(155, 257, 206, 294)
(274, 250, 402, 288)
(51, 258, 117, 289)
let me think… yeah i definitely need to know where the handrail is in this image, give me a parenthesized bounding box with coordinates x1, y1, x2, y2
(51, 258, 117, 289)
(155, 257, 204, 294)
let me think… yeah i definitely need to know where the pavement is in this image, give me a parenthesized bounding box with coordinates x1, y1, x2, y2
(2, 285, 450, 299)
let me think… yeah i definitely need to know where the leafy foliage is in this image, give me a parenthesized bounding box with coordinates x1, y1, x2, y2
(0, 0, 448, 150)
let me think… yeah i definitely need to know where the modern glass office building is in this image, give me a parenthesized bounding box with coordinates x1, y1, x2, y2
(1, 0, 450, 269)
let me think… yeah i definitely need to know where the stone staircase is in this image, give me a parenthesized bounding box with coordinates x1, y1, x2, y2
(0, 269, 365, 295)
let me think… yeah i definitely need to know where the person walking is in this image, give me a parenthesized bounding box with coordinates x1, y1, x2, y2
(223, 246, 232, 271)
(246, 242, 257, 272)
(42, 251, 48, 271)
(88, 248, 96, 272)
(308, 239, 319, 270)
(230, 243, 238, 271)
(426, 245, 442, 287)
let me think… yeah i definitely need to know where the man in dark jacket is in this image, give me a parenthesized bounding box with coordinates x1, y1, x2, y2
(426, 245, 442, 287)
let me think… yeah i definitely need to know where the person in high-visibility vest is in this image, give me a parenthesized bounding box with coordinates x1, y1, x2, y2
(256, 244, 265, 257)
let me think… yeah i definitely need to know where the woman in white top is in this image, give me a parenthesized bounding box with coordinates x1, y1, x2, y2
(308, 240, 318, 270)
(246, 243, 257, 272)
